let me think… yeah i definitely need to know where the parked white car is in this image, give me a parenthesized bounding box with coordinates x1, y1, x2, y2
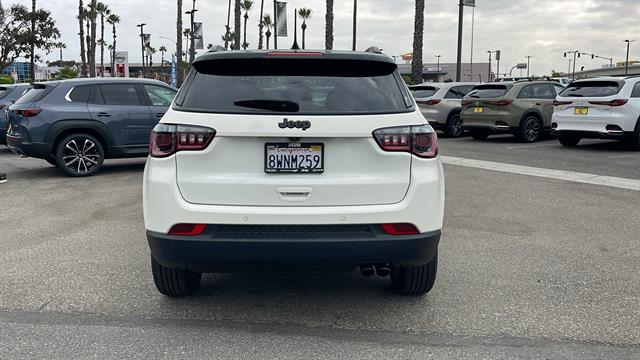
(551, 77, 571, 87)
(552, 76, 640, 149)
(143, 49, 445, 297)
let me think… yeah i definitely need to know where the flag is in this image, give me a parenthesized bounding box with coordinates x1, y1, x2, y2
(463, 0, 476, 7)
(143, 34, 152, 56)
(170, 54, 177, 87)
(193, 22, 204, 50)
(276, 2, 287, 37)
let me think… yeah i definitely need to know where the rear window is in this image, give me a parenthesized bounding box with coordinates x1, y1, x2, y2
(0, 87, 12, 100)
(14, 86, 50, 105)
(466, 85, 511, 98)
(175, 58, 412, 115)
(559, 81, 622, 98)
(410, 86, 439, 98)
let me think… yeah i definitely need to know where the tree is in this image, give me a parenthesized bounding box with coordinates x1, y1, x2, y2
(234, 0, 241, 50)
(176, 0, 183, 84)
(183, 28, 190, 54)
(551, 70, 562, 77)
(298, 8, 312, 50)
(0, 4, 61, 71)
(30, 0, 36, 80)
(84, 6, 92, 75)
(224, 0, 232, 50)
(221, 31, 235, 49)
(78, 0, 86, 77)
(53, 67, 80, 80)
(263, 14, 272, 50)
(95, 2, 109, 76)
(107, 13, 119, 77)
(89, 0, 97, 77)
(159, 45, 167, 80)
(411, 0, 425, 85)
(257, 0, 264, 49)
(56, 42, 66, 64)
(352, 0, 357, 51)
(240, 0, 253, 50)
(325, 0, 333, 50)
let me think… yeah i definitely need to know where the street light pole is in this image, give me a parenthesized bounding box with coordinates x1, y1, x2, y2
(624, 40, 635, 75)
(487, 51, 494, 82)
(525, 56, 531, 77)
(435, 55, 442, 82)
(136, 23, 146, 76)
(455, 0, 464, 82)
(186, 1, 197, 64)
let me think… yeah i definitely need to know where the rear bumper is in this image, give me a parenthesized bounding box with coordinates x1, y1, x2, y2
(5, 134, 51, 159)
(463, 124, 515, 134)
(147, 226, 441, 272)
(552, 129, 633, 140)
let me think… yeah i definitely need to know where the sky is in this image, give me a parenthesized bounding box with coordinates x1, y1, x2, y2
(10, 0, 640, 76)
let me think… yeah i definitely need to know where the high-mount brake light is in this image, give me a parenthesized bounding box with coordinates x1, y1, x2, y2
(417, 99, 441, 106)
(266, 52, 324, 57)
(12, 108, 42, 117)
(553, 100, 573, 106)
(150, 124, 216, 158)
(373, 124, 438, 158)
(588, 99, 628, 107)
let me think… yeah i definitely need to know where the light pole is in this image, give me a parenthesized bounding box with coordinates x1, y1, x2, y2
(136, 23, 146, 75)
(487, 51, 495, 82)
(495, 50, 501, 81)
(624, 40, 635, 75)
(435, 55, 442, 82)
(186, 1, 198, 64)
(525, 56, 532, 77)
(564, 50, 580, 80)
(455, 0, 464, 81)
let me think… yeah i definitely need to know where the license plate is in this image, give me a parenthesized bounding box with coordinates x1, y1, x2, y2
(473, 107, 484, 113)
(574, 107, 589, 115)
(265, 143, 324, 174)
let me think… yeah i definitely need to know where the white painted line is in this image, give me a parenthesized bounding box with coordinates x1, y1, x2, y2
(441, 156, 640, 191)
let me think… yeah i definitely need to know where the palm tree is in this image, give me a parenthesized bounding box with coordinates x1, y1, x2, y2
(95, 2, 110, 76)
(233, 0, 241, 50)
(352, 0, 357, 51)
(221, 31, 235, 49)
(78, 0, 87, 77)
(183, 28, 191, 55)
(177, 0, 183, 83)
(325, 0, 333, 50)
(56, 43, 66, 65)
(257, 0, 265, 49)
(411, 0, 424, 85)
(298, 8, 312, 50)
(224, 0, 232, 50)
(84, 6, 93, 75)
(89, 0, 97, 77)
(30, 0, 36, 80)
(263, 14, 272, 50)
(107, 13, 120, 77)
(240, 1, 253, 50)
(159, 45, 167, 79)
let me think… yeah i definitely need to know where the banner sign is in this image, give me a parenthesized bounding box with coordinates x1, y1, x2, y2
(276, 2, 287, 37)
(171, 54, 177, 87)
(143, 34, 152, 56)
(193, 22, 204, 50)
(463, 0, 476, 7)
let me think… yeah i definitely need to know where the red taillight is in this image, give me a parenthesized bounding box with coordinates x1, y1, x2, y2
(150, 124, 216, 158)
(485, 100, 513, 106)
(553, 100, 573, 106)
(382, 223, 419, 235)
(266, 51, 323, 57)
(373, 125, 438, 158)
(12, 108, 42, 117)
(588, 99, 628, 107)
(417, 99, 441, 106)
(168, 224, 206, 236)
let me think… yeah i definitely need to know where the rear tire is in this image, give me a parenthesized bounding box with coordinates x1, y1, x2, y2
(55, 133, 104, 177)
(444, 112, 464, 138)
(630, 120, 640, 151)
(558, 134, 581, 147)
(469, 129, 489, 140)
(151, 257, 202, 297)
(45, 158, 57, 166)
(391, 252, 438, 296)
(518, 116, 542, 142)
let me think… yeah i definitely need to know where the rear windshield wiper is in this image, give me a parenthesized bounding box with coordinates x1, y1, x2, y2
(233, 99, 300, 112)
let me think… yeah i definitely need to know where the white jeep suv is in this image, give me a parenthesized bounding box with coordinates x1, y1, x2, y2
(552, 76, 640, 149)
(143, 50, 444, 297)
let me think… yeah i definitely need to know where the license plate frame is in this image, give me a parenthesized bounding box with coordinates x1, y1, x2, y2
(574, 107, 589, 115)
(264, 142, 324, 174)
(473, 107, 484, 113)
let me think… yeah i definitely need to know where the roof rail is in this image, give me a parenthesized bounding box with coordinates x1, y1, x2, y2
(364, 46, 383, 54)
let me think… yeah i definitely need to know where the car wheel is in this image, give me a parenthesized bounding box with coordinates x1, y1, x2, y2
(558, 134, 581, 147)
(469, 129, 489, 140)
(55, 133, 104, 177)
(391, 252, 438, 295)
(444, 112, 464, 138)
(631, 119, 640, 151)
(151, 257, 202, 297)
(45, 158, 57, 166)
(519, 116, 542, 142)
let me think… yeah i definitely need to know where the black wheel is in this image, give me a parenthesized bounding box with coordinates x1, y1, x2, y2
(55, 133, 104, 177)
(151, 257, 202, 297)
(45, 158, 57, 166)
(469, 129, 489, 140)
(391, 252, 438, 296)
(444, 112, 464, 138)
(518, 116, 542, 142)
(558, 134, 580, 147)
(630, 119, 640, 151)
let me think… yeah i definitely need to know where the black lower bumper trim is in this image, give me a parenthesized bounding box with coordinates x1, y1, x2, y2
(552, 129, 633, 140)
(147, 225, 441, 273)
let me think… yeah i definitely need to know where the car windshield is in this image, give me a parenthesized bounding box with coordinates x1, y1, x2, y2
(175, 58, 412, 115)
(559, 81, 622, 97)
(466, 85, 511, 98)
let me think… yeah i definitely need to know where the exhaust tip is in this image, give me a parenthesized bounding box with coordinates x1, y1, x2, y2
(375, 263, 391, 277)
(360, 264, 375, 277)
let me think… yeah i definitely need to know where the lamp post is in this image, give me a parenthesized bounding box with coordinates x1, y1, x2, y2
(435, 55, 442, 82)
(136, 23, 146, 76)
(487, 50, 495, 82)
(525, 56, 532, 77)
(455, 0, 464, 81)
(564, 50, 580, 80)
(624, 40, 635, 75)
(186, 1, 198, 64)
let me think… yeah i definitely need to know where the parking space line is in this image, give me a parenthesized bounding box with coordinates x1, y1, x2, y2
(441, 156, 640, 191)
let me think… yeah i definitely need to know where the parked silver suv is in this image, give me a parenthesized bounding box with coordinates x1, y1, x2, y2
(410, 82, 477, 137)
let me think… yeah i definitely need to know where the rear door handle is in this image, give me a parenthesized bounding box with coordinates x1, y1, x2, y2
(97, 112, 112, 117)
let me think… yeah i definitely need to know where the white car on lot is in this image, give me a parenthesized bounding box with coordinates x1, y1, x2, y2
(143, 49, 445, 297)
(552, 76, 640, 149)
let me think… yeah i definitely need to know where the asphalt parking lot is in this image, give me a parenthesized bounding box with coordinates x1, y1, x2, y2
(0, 136, 639, 359)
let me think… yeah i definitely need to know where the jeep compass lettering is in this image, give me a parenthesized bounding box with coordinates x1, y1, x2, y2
(143, 50, 445, 296)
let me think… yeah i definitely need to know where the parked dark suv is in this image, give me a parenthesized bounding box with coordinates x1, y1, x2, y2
(0, 83, 31, 144)
(6, 78, 177, 176)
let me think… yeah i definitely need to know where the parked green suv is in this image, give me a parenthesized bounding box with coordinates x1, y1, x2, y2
(461, 80, 565, 142)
